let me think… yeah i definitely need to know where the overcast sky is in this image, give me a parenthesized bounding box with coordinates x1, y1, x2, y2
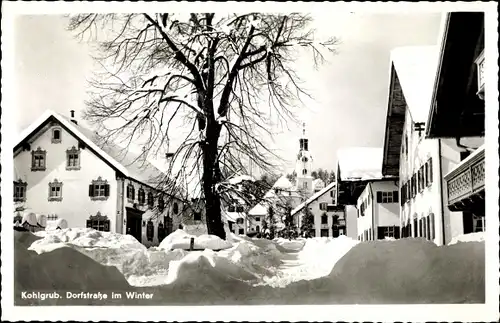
(14, 12, 442, 175)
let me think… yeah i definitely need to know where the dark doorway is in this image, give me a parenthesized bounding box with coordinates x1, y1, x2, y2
(462, 211, 474, 234)
(126, 207, 144, 242)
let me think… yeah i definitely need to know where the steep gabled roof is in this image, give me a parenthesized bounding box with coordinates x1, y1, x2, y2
(291, 181, 336, 216)
(14, 110, 166, 188)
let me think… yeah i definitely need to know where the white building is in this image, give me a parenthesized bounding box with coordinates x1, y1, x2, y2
(292, 182, 345, 237)
(13, 110, 205, 247)
(425, 12, 486, 238)
(336, 147, 396, 240)
(356, 180, 400, 241)
(381, 42, 484, 246)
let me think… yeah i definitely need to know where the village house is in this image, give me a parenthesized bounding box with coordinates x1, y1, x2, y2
(425, 12, 486, 237)
(13, 109, 206, 247)
(381, 20, 485, 246)
(356, 179, 400, 241)
(292, 182, 345, 237)
(335, 147, 396, 240)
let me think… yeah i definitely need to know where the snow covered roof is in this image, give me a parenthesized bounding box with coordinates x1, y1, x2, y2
(228, 174, 256, 185)
(272, 175, 294, 190)
(390, 46, 440, 123)
(291, 182, 336, 216)
(248, 202, 268, 216)
(14, 110, 167, 189)
(337, 147, 384, 181)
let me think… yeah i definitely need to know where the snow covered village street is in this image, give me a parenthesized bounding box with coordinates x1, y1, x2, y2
(4, 3, 498, 322)
(15, 227, 485, 305)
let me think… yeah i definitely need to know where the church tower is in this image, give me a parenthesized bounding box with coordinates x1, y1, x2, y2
(295, 123, 313, 197)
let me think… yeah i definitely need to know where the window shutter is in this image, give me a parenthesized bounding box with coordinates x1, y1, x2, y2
(132, 187, 135, 200)
(104, 184, 110, 197)
(376, 192, 382, 203)
(89, 184, 94, 197)
(393, 191, 399, 203)
(428, 158, 433, 184)
(395, 226, 400, 239)
(126, 186, 130, 199)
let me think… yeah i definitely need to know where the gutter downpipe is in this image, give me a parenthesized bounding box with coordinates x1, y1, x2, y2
(368, 183, 375, 240)
(437, 139, 446, 245)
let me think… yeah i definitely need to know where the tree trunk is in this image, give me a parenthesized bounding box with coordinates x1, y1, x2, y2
(202, 124, 226, 240)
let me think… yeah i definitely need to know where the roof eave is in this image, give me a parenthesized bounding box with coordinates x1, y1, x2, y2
(425, 13, 451, 139)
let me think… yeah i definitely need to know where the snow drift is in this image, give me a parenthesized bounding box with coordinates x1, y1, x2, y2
(158, 229, 233, 251)
(15, 228, 485, 305)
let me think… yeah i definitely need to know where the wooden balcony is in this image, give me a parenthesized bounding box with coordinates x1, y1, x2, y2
(445, 145, 485, 211)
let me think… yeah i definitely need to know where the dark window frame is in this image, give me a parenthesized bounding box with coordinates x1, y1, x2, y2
(31, 147, 47, 172)
(89, 177, 110, 201)
(48, 179, 63, 202)
(14, 180, 28, 202)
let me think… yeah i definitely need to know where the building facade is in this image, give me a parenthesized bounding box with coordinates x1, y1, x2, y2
(292, 182, 345, 237)
(381, 41, 484, 246)
(356, 180, 400, 241)
(425, 12, 486, 238)
(13, 110, 202, 247)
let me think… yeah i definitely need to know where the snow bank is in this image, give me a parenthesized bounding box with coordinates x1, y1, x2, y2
(29, 228, 146, 253)
(158, 229, 233, 251)
(274, 237, 305, 251)
(278, 238, 485, 304)
(449, 231, 486, 245)
(14, 231, 134, 305)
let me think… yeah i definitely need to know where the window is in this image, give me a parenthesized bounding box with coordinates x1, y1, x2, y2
(236, 217, 244, 224)
(66, 146, 81, 170)
(419, 218, 423, 237)
(429, 213, 435, 240)
(320, 229, 329, 237)
(321, 214, 328, 224)
(194, 212, 202, 221)
(473, 214, 485, 232)
(14, 180, 28, 202)
(255, 216, 260, 222)
(173, 202, 179, 215)
(47, 214, 58, 221)
(330, 190, 334, 197)
(51, 128, 62, 144)
(256, 225, 260, 232)
(31, 147, 47, 171)
(239, 228, 245, 235)
(319, 202, 328, 211)
(376, 191, 399, 204)
(48, 179, 63, 202)
(302, 157, 308, 163)
(400, 183, 406, 206)
(127, 183, 135, 202)
(157, 222, 166, 242)
(147, 192, 154, 208)
(158, 197, 165, 211)
(302, 169, 307, 175)
(326, 205, 337, 212)
(236, 205, 244, 213)
(228, 205, 236, 212)
(303, 182, 308, 189)
(422, 216, 427, 239)
(413, 218, 418, 237)
(424, 163, 429, 187)
(411, 174, 417, 198)
(138, 188, 146, 204)
(86, 212, 110, 232)
(146, 220, 154, 241)
(89, 177, 110, 201)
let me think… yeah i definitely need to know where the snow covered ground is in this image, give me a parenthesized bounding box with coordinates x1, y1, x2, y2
(15, 229, 485, 305)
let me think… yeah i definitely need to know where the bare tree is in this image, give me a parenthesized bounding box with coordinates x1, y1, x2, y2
(68, 13, 338, 239)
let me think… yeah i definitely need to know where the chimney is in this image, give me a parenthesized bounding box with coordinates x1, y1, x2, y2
(70, 110, 77, 125)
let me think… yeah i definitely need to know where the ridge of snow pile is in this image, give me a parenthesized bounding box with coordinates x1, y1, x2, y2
(158, 229, 233, 251)
(165, 249, 257, 286)
(262, 236, 359, 288)
(274, 237, 306, 251)
(449, 232, 486, 245)
(310, 238, 485, 303)
(30, 228, 146, 254)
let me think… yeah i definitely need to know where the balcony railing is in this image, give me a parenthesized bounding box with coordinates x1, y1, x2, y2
(445, 145, 485, 208)
(474, 50, 485, 99)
